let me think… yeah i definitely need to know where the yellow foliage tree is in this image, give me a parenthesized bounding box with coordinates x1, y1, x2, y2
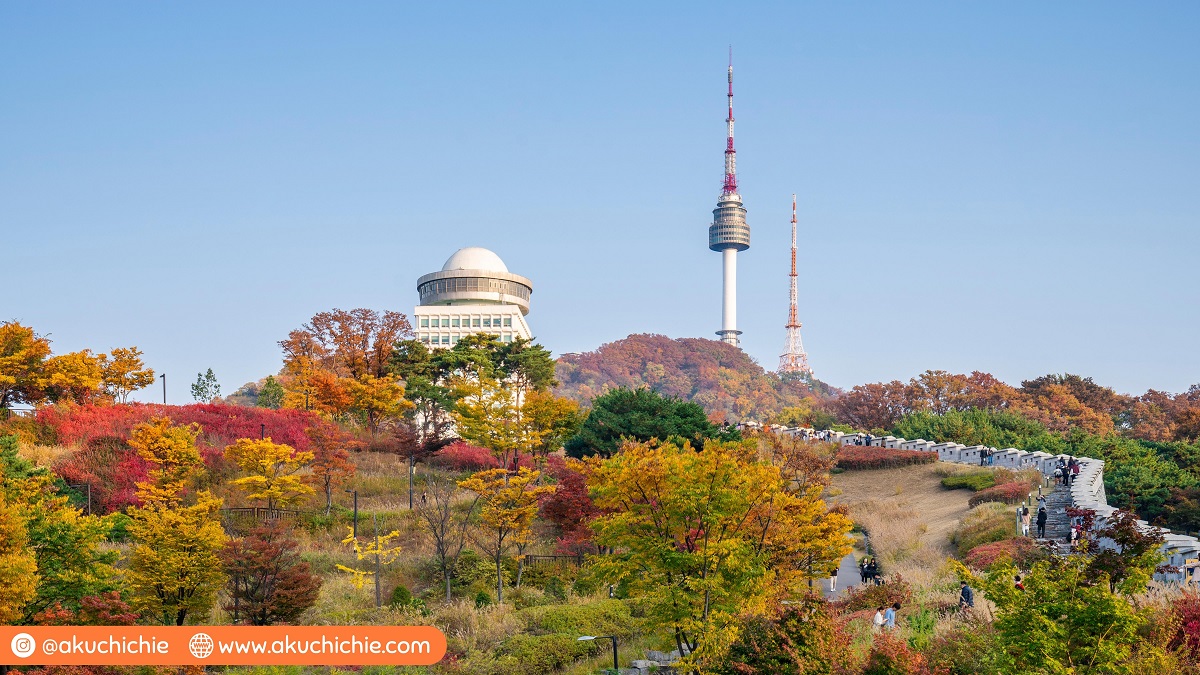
(336, 516, 403, 608)
(0, 321, 52, 409)
(43, 349, 105, 404)
(457, 467, 555, 603)
(0, 478, 39, 624)
(586, 440, 853, 670)
(345, 374, 413, 433)
(100, 346, 155, 404)
(453, 377, 543, 469)
(127, 492, 227, 626)
(224, 438, 315, 509)
(126, 418, 226, 625)
(129, 417, 203, 507)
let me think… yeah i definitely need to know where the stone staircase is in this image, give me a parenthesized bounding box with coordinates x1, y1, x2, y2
(1038, 482, 1074, 543)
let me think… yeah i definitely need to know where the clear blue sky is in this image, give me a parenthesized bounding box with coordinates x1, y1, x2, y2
(3, 2, 1197, 401)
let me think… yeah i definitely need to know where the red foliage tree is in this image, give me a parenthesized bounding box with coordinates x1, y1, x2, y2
(221, 521, 321, 626)
(539, 455, 601, 554)
(53, 436, 148, 513)
(305, 422, 360, 515)
(33, 592, 138, 626)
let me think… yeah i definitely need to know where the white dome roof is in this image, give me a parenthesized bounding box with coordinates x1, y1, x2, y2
(441, 247, 509, 273)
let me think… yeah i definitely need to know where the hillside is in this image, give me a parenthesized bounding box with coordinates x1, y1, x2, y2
(554, 333, 831, 423)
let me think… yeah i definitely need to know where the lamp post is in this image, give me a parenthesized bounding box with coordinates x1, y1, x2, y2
(345, 489, 358, 539)
(261, 423, 266, 440)
(577, 635, 618, 672)
(408, 453, 414, 510)
(160, 373, 166, 404)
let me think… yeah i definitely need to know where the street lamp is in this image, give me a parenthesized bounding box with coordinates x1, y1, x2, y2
(260, 423, 266, 440)
(345, 489, 358, 539)
(577, 635, 618, 672)
(160, 373, 166, 404)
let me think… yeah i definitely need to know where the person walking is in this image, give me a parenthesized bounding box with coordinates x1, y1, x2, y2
(958, 581, 975, 611)
(1037, 506, 1048, 539)
(829, 564, 839, 593)
(873, 606, 885, 633)
(859, 557, 869, 585)
(1020, 506, 1031, 536)
(1071, 461, 1081, 485)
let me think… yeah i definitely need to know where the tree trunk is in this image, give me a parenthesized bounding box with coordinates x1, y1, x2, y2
(495, 551, 504, 604)
(445, 572, 452, 602)
(325, 483, 332, 516)
(516, 557, 525, 588)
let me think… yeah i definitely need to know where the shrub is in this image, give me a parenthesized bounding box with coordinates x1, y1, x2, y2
(963, 537, 1046, 570)
(520, 599, 633, 638)
(834, 575, 914, 613)
(924, 622, 1002, 674)
(940, 472, 995, 491)
(951, 503, 1015, 557)
(862, 632, 930, 675)
(103, 512, 133, 542)
(836, 447, 937, 471)
(543, 576, 567, 601)
(430, 441, 501, 472)
(495, 633, 594, 674)
(717, 597, 855, 675)
(389, 584, 413, 607)
(968, 481, 1031, 508)
(474, 590, 492, 608)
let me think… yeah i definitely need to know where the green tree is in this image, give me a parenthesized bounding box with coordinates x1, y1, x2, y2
(1, 435, 120, 622)
(191, 368, 221, 402)
(977, 556, 1162, 673)
(257, 375, 285, 409)
(565, 387, 735, 458)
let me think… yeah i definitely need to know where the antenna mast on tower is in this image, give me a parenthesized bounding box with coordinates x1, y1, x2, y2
(779, 194, 811, 375)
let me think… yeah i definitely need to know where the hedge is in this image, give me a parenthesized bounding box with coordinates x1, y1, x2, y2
(941, 472, 996, 491)
(835, 447, 938, 471)
(968, 481, 1031, 508)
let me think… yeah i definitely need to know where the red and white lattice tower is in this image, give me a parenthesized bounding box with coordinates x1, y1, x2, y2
(778, 194, 811, 375)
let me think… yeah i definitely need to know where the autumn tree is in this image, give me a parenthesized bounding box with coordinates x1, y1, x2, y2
(100, 347, 155, 404)
(345, 374, 413, 433)
(539, 457, 601, 555)
(523, 390, 584, 455)
(125, 418, 226, 625)
(1, 435, 121, 622)
(191, 368, 221, 402)
(832, 380, 912, 431)
(565, 387, 731, 458)
(0, 321, 52, 409)
(453, 377, 541, 470)
(225, 438, 315, 509)
(415, 473, 479, 601)
(305, 423, 358, 515)
(337, 516, 403, 608)
(586, 439, 852, 669)
(0, 464, 38, 624)
(221, 520, 321, 625)
(43, 349, 105, 404)
(458, 467, 555, 603)
(757, 432, 837, 492)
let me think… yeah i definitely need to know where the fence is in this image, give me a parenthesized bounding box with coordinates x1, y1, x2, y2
(219, 507, 306, 529)
(523, 553, 587, 568)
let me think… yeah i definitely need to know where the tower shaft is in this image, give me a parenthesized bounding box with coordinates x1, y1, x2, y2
(779, 194, 811, 375)
(709, 49, 749, 347)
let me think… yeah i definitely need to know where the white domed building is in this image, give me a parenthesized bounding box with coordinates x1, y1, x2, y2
(413, 247, 533, 348)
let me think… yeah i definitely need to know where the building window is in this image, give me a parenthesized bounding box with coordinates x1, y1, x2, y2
(503, 317, 512, 327)
(472, 318, 481, 327)
(441, 335, 450, 344)
(483, 318, 491, 327)
(420, 318, 429, 328)
(440, 318, 449, 327)
(452, 317, 460, 327)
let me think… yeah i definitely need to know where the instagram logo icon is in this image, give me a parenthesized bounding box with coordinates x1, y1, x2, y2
(11, 633, 36, 659)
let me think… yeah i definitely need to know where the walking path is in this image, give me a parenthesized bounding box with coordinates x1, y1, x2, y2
(821, 553, 861, 600)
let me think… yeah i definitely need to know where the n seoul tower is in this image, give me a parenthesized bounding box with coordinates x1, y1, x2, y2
(709, 49, 750, 347)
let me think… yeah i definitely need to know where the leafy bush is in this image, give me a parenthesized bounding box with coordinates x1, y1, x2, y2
(103, 512, 133, 542)
(924, 622, 1002, 674)
(429, 441, 501, 472)
(968, 481, 1031, 508)
(951, 503, 1015, 557)
(389, 584, 413, 607)
(543, 576, 567, 601)
(862, 632, 930, 675)
(474, 590, 492, 608)
(495, 633, 594, 675)
(717, 598, 855, 675)
(833, 575, 914, 613)
(519, 599, 633, 638)
(835, 447, 937, 470)
(963, 537, 1046, 570)
(940, 472, 996, 491)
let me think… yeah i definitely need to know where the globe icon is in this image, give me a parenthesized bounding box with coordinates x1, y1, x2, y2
(188, 633, 214, 659)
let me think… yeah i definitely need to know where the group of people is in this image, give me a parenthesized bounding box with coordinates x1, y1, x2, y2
(858, 556, 883, 585)
(1054, 457, 1082, 486)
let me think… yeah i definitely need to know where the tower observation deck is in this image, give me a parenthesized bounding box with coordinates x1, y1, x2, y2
(709, 51, 749, 347)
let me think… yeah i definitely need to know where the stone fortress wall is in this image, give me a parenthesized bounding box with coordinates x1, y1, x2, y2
(770, 426, 1200, 583)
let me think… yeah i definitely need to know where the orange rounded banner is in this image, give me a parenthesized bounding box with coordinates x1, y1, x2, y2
(0, 626, 446, 666)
